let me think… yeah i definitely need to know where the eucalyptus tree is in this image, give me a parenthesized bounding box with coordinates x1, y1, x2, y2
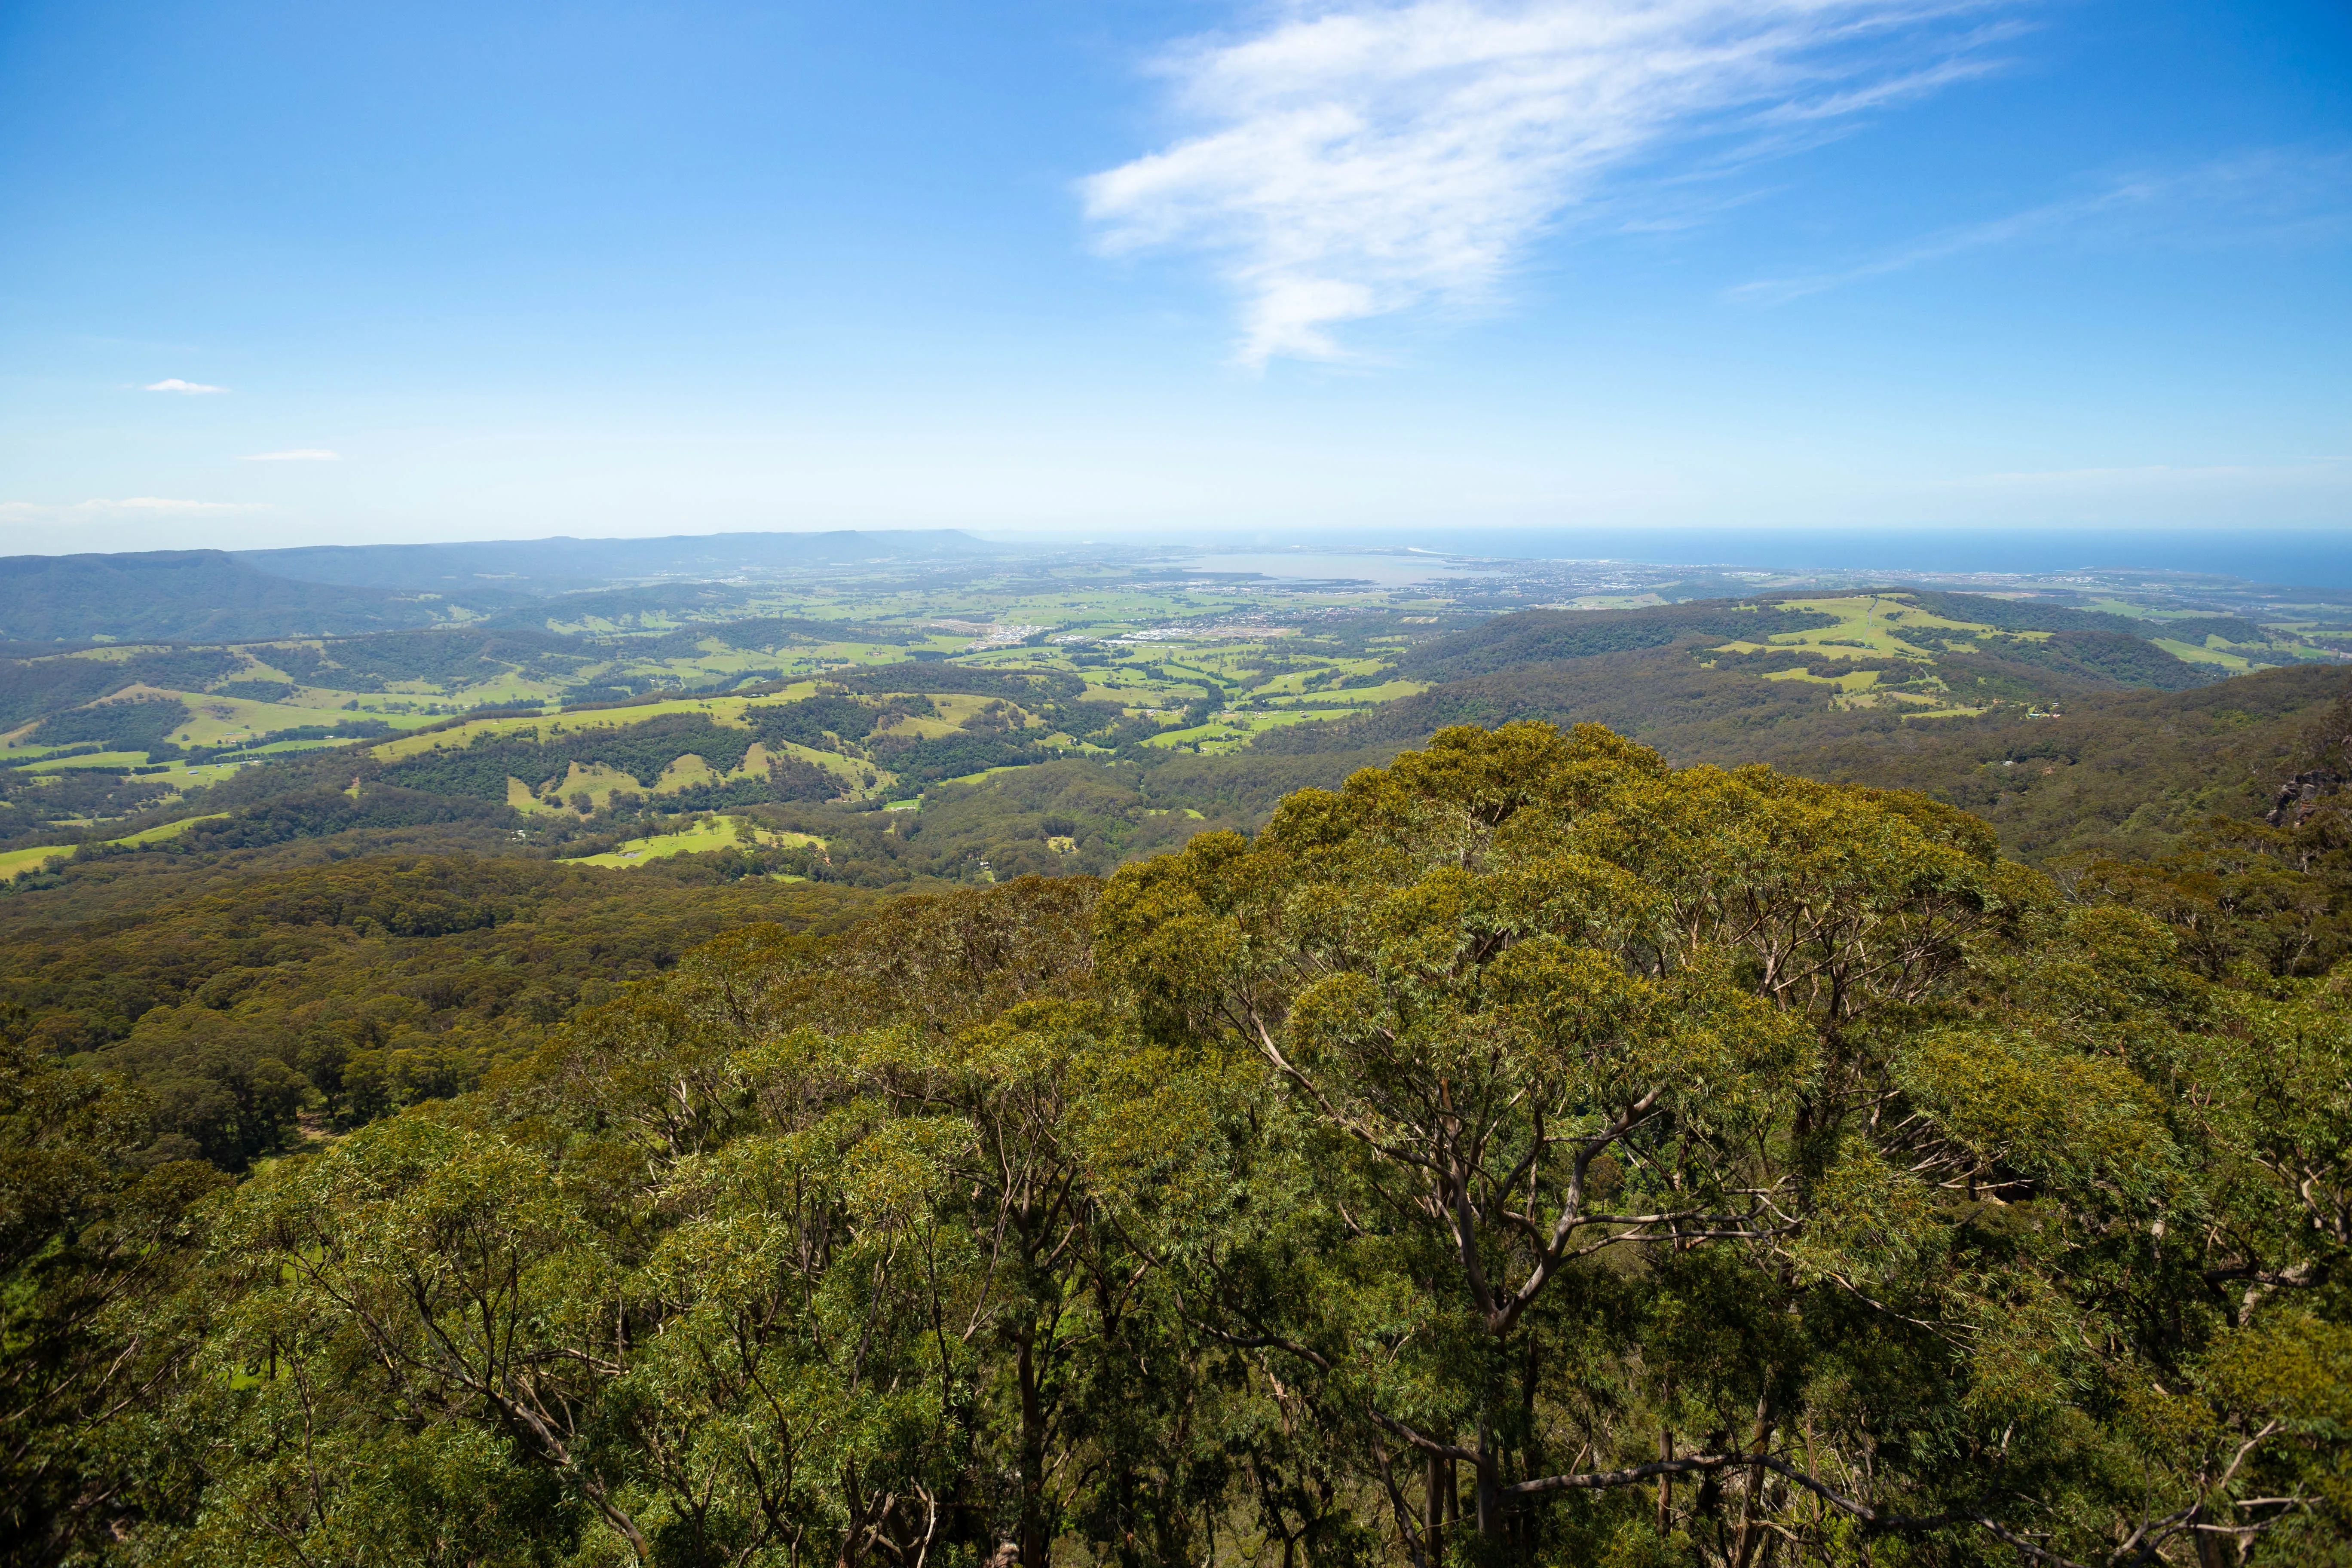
(1096, 722, 2345, 1566)
(0, 1033, 225, 1566)
(57, 729, 2348, 1568)
(147, 879, 1201, 1568)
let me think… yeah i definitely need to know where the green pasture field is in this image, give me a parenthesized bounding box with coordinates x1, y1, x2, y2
(324, 595, 1423, 795)
(2072, 598, 2199, 622)
(1760, 666, 1879, 690)
(0, 811, 228, 882)
(9, 570, 2342, 874)
(109, 812, 230, 845)
(1561, 594, 1668, 609)
(16, 749, 152, 772)
(0, 585, 2057, 832)
(2154, 638, 2256, 670)
(369, 691, 823, 763)
(1759, 594, 1983, 659)
(1143, 705, 1362, 754)
(0, 564, 1408, 786)
(1259, 678, 1427, 707)
(562, 815, 822, 870)
(0, 842, 68, 882)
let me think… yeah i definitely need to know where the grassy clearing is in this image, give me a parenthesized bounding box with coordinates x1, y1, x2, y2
(366, 688, 994, 804)
(1762, 595, 1985, 660)
(878, 714, 965, 741)
(506, 777, 567, 815)
(17, 750, 153, 773)
(932, 763, 1044, 788)
(554, 763, 652, 810)
(564, 815, 823, 870)
(14, 588, 1432, 787)
(0, 812, 232, 881)
(772, 740, 868, 782)
(164, 758, 274, 784)
(2153, 639, 2254, 670)
(369, 695, 776, 763)
(110, 813, 229, 846)
(2073, 598, 2199, 623)
(1761, 667, 1885, 693)
(1260, 678, 1427, 707)
(1145, 706, 1360, 754)
(0, 843, 70, 882)
(370, 693, 867, 790)
(145, 688, 363, 749)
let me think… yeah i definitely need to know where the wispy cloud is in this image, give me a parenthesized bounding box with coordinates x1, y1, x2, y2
(1082, 0, 2010, 365)
(1930, 459, 2352, 494)
(1731, 148, 2352, 303)
(237, 449, 341, 462)
(1730, 186, 2139, 304)
(142, 378, 228, 394)
(0, 497, 271, 521)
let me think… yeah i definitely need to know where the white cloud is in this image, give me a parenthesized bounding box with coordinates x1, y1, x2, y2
(1934, 460, 2352, 494)
(0, 497, 271, 520)
(1728, 186, 2136, 304)
(1730, 149, 2352, 303)
(142, 378, 229, 394)
(237, 449, 342, 462)
(1082, 0, 2008, 365)
(110, 496, 265, 511)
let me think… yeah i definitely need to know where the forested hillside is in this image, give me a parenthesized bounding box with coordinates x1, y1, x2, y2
(238, 528, 995, 597)
(8, 585, 2332, 897)
(0, 533, 1002, 643)
(3, 856, 873, 1166)
(0, 551, 517, 642)
(1272, 651, 2347, 863)
(6, 722, 2350, 1566)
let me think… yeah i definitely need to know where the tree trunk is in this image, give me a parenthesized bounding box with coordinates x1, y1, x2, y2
(1018, 1334, 1046, 1568)
(839, 1461, 862, 1568)
(1425, 1452, 1446, 1566)
(1475, 1423, 1501, 1542)
(1730, 1401, 1774, 1568)
(1656, 1426, 1672, 1536)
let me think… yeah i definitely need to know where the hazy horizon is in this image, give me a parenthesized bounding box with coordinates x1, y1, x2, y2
(25, 522, 2352, 594)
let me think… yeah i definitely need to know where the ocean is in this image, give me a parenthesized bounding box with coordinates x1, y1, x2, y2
(1192, 528, 2352, 591)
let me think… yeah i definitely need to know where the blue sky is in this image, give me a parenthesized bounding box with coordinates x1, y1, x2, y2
(1, 0, 2346, 554)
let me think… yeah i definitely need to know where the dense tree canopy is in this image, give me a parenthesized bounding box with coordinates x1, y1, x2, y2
(3, 723, 2347, 1566)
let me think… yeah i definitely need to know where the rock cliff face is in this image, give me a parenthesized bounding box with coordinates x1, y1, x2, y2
(2266, 768, 2345, 827)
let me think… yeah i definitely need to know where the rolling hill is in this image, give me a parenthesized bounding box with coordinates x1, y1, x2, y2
(238, 528, 998, 595)
(3, 581, 2343, 925)
(1, 530, 1005, 644)
(0, 550, 516, 642)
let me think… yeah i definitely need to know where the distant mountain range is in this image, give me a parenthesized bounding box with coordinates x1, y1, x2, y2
(236, 528, 993, 596)
(0, 530, 997, 642)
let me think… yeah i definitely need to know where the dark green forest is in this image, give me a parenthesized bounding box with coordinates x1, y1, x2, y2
(8, 720, 2352, 1567)
(5, 858, 875, 1166)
